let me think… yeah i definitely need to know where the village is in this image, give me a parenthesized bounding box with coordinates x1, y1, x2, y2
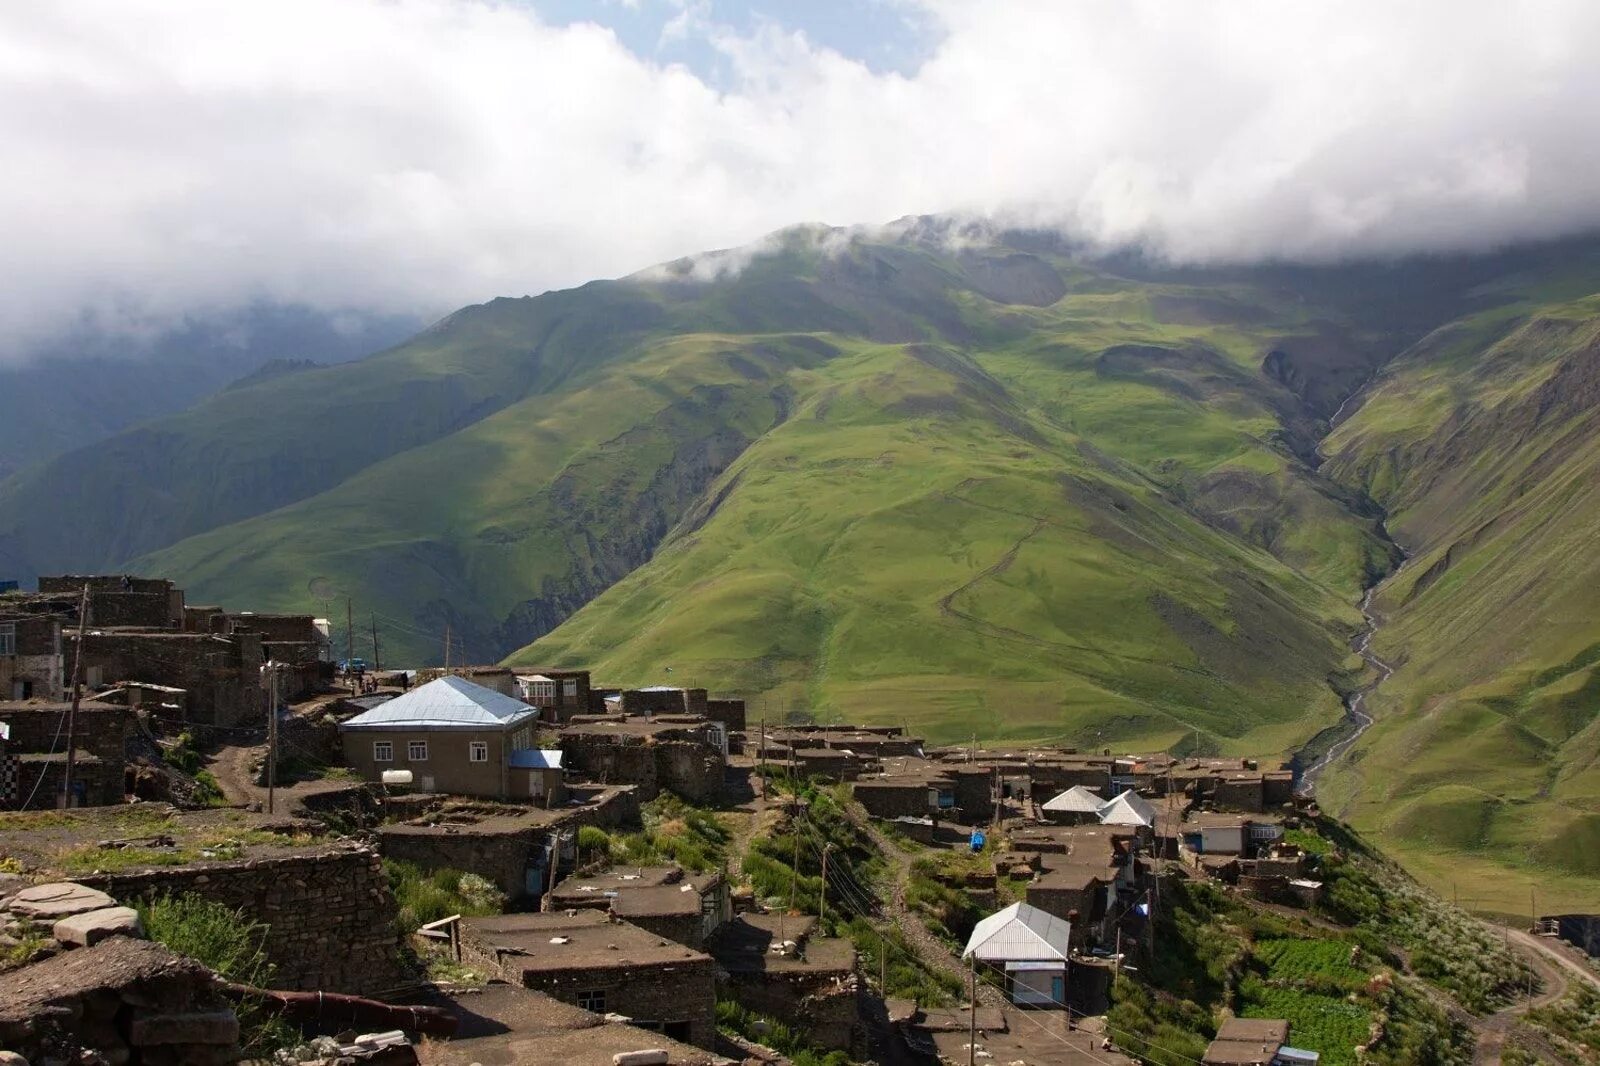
(0, 575, 1582, 1065)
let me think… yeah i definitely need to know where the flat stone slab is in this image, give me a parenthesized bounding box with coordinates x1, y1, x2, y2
(6, 882, 115, 920)
(53, 905, 142, 947)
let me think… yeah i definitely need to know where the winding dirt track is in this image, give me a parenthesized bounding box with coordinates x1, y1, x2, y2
(1470, 926, 1597, 1065)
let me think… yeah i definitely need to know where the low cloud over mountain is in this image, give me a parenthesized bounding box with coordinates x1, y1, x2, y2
(5, 0, 1600, 353)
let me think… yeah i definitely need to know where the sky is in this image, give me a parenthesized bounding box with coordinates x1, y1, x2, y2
(4, 0, 1600, 355)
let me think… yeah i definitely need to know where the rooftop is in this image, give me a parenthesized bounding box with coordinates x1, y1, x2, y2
(707, 912, 858, 974)
(415, 984, 728, 1066)
(461, 909, 711, 971)
(338, 676, 539, 732)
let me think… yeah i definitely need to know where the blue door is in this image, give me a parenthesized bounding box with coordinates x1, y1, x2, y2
(1051, 974, 1065, 1005)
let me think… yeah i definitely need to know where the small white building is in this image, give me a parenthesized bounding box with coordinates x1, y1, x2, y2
(962, 902, 1072, 1008)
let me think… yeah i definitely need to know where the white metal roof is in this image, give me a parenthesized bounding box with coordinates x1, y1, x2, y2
(338, 676, 539, 732)
(962, 902, 1071, 962)
(509, 749, 564, 770)
(516, 674, 554, 683)
(1042, 785, 1104, 812)
(1097, 789, 1156, 827)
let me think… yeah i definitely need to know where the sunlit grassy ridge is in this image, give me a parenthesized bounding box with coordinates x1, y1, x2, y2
(1321, 276, 1600, 911)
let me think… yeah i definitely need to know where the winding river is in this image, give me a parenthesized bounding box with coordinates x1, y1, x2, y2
(1297, 583, 1395, 795)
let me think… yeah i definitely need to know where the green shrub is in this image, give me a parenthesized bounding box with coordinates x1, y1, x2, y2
(385, 859, 506, 935)
(716, 997, 851, 1066)
(135, 893, 293, 1056)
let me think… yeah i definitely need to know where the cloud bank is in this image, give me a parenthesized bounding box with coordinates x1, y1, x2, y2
(4, 0, 1600, 350)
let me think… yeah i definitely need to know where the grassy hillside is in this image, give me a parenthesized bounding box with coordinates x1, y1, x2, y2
(8, 225, 1600, 787)
(1319, 271, 1600, 913)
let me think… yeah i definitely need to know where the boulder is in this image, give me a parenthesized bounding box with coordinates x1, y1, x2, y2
(52, 906, 143, 947)
(128, 1010, 240, 1047)
(6, 883, 115, 920)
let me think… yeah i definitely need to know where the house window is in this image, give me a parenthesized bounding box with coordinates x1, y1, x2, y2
(532, 679, 556, 701)
(513, 727, 531, 750)
(0, 624, 14, 656)
(562, 679, 578, 700)
(469, 741, 488, 763)
(576, 989, 606, 1012)
(408, 740, 429, 762)
(373, 741, 393, 762)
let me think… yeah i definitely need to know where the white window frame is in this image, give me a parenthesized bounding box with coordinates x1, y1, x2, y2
(469, 741, 488, 763)
(576, 989, 606, 1012)
(562, 678, 578, 699)
(0, 623, 14, 656)
(407, 739, 429, 762)
(532, 679, 556, 700)
(373, 741, 393, 763)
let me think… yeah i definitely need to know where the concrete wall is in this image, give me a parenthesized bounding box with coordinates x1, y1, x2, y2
(80, 845, 405, 994)
(342, 725, 520, 798)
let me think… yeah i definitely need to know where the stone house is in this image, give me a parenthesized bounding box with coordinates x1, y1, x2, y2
(549, 864, 731, 948)
(513, 668, 593, 724)
(0, 610, 64, 701)
(460, 908, 717, 1049)
(37, 575, 185, 629)
(65, 629, 263, 728)
(852, 769, 957, 819)
(0, 699, 128, 807)
(620, 686, 709, 717)
(707, 913, 859, 1051)
(338, 676, 549, 799)
(704, 698, 746, 730)
(558, 718, 726, 803)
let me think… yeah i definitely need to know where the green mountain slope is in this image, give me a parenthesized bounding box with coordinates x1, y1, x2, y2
(7, 225, 1599, 786)
(1319, 270, 1600, 915)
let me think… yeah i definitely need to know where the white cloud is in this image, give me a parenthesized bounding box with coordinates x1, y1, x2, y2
(3, 0, 1600, 354)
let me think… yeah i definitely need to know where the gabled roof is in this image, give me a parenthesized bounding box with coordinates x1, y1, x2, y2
(962, 902, 1071, 962)
(1042, 785, 1104, 812)
(338, 676, 538, 732)
(1098, 789, 1156, 827)
(509, 749, 563, 770)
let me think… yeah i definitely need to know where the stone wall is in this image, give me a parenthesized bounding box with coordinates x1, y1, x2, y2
(717, 965, 859, 1051)
(704, 699, 746, 731)
(1213, 776, 1266, 812)
(79, 845, 404, 995)
(464, 949, 718, 1050)
(560, 735, 724, 803)
(68, 630, 262, 728)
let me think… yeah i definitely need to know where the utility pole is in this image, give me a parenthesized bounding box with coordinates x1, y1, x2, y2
(781, 814, 801, 945)
(819, 843, 834, 933)
(969, 952, 977, 1066)
(265, 662, 279, 815)
(444, 622, 452, 672)
(345, 597, 354, 670)
(880, 927, 888, 991)
(59, 584, 90, 809)
(758, 712, 767, 800)
(370, 613, 381, 673)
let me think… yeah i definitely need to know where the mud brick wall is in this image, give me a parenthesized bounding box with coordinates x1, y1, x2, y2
(80, 846, 404, 995)
(948, 768, 995, 822)
(562, 736, 659, 795)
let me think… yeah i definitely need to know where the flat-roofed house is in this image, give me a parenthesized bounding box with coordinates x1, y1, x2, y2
(338, 676, 546, 799)
(961, 902, 1072, 1008)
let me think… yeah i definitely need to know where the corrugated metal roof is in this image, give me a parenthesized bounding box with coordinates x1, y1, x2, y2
(509, 749, 564, 770)
(962, 902, 1071, 962)
(338, 676, 538, 731)
(1042, 785, 1104, 812)
(1098, 789, 1156, 827)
